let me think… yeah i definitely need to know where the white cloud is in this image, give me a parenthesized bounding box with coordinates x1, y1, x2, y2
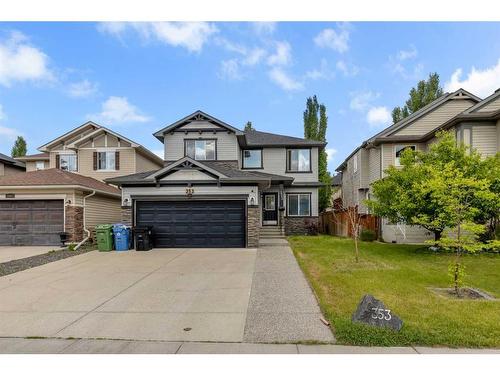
(67, 79, 99, 98)
(444, 59, 500, 98)
(0, 125, 22, 141)
(350, 91, 380, 111)
(336, 60, 359, 77)
(218, 59, 242, 80)
(314, 23, 350, 53)
(0, 104, 6, 121)
(268, 68, 303, 91)
(366, 106, 391, 128)
(397, 45, 418, 61)
(326, 148, 337, 162)
(98, 22, 218, 52)
(243, 48, 266, 66)
(0, 31, 54, 87)
(90, 96, 150, 125)
(251, 22, 277, 35)
(305, 59, 334, 81)
(267, 41, 292, 66)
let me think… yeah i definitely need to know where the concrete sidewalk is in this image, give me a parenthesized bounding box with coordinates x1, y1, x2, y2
(0, 338, 499, 354)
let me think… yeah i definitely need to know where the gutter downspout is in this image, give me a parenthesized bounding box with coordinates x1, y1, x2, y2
(74, 190, 96, 251)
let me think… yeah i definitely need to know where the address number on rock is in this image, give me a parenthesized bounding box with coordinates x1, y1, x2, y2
(371, 307, 392, 321)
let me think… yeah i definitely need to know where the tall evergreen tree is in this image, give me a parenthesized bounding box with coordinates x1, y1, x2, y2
(11, 136, 27, 158)
(392, 72, 444, 123)
(244, 121, 254, 131)
(303, 96, 331, 212)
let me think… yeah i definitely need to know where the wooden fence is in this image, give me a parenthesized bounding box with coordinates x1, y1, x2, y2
(319, 210, 379, 238)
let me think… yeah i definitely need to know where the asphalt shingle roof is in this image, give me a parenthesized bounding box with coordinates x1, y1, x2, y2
(243, 129, 326, 147)
(0, 153, 25, 169)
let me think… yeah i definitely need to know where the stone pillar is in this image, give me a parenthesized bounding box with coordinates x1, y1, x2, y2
(121, 206, 132, 226)
(247, 205, 260, 248)
(65, 205, 84, 242)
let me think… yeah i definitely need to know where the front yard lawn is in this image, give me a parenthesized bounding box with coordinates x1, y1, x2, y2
(289, 235, 500, 348)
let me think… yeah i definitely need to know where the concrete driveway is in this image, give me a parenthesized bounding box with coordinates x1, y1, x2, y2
(0, 246, 56, 263)
(0, 246, 333, 344)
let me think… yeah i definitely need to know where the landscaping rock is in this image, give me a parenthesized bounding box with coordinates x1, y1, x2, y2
(352, 294, 403, 331)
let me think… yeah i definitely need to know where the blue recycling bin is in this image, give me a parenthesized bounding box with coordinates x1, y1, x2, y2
(113, 224, 130, 251)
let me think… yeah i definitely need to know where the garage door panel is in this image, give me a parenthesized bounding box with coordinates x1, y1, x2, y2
(0, 200, 64, 246)
(136, 200, 246, 248)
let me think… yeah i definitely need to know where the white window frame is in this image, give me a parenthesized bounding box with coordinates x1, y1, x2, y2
(242, 149, 263, 169)
(35, 161, 45, 170)
(96, 150, 116, 171)
(286, 149, 311, 172)
(287, 193, 311, 217)
(185, 139, 216, 161)
(394, 144, 416, 166)
(58, 152, 78, 172)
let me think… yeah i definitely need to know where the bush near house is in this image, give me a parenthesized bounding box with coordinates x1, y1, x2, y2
(360, 229, 377, 242)
(289, 235, 500, 348)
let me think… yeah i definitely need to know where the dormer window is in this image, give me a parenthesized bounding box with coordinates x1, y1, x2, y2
(185, 139, 216, 160)
(242, 149, 262, 169)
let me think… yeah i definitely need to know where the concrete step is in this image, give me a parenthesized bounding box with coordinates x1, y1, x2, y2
(259, 238, 289, 247)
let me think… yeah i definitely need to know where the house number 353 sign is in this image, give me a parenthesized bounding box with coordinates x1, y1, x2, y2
(352, 294, 403, 331)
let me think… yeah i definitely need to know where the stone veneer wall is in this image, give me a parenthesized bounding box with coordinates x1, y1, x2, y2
(121, 206, 133, 226)
(247, 205, 260, 248)
(65, 205, 84, 242)
(284, 216, 319, 235)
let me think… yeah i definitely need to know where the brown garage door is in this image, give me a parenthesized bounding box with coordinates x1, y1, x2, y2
(0, 200, 64, 246)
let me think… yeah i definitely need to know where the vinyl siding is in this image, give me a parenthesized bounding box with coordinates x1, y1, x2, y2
(85, 194, 121, 228)
(472, 124, 498, 157)
(476, 96, 500, 112)
(368, 147, 381, 184)
(261, 147, 319, 182)
(285, 187, 319, 216)
(381, 219, 434, 244)
(164, 132, 239, 161)
(25, 160, 49, 172)
(78, 148, 136, 181)
(341, 151, 361, 209)
(135, 152, 162, 172)
(0, 163, 25, 176)
(160, 169, 215, 181)
(359, 148, 370, 189)
(390, 99, 475, 136)
(381, 143, 426, 176)
(178, 121, 221, 130)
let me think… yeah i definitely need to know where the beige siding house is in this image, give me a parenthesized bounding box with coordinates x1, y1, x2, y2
(336, 88, 500, 244)
(0, 122, 164, 246)
(0, 153, 25, 176)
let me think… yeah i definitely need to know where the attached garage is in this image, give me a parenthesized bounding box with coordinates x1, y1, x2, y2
(0, 200, 64, 246)
(135, 200, 246, 248)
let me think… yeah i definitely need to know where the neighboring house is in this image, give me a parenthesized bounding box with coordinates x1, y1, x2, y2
(0, 153, 25, 176)
(336, 88, 500, 244)
(106, 110, 325, 248)
(0, 122, 164, 246)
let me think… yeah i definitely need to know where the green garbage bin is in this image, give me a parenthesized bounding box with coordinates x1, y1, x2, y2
(96, 224, 113, 251)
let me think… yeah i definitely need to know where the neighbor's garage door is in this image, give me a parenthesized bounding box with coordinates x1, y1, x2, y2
(135, 200, 246, 248)
(0, 200, 64, 246)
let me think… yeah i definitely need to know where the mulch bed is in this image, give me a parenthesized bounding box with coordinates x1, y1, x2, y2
(431, 287, 496, 300)
(0, 246, 96, 277)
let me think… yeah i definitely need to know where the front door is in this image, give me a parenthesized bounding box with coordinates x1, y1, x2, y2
(262, 193, 278, 226)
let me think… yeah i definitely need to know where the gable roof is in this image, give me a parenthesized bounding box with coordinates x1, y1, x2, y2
(153, 110, 243, 142)
(0, 153, 25, 169)
(241, 129, 326, 148)
(335, 88, 482, 172)
(15, 153, 50, 161)
(0, 168, 121, 196)
(462, 88, 500, 113)
(38, 121, 100, 151)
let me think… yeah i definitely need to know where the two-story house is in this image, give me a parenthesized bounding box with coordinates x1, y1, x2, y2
(0, 121, 164, 246)
(335, 87, 500, 244)
(106, 111, 325, 248)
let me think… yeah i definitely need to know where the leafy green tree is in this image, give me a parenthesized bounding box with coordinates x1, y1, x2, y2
(11, 136, 27, 157)
(244, 121, 254, 131)
(303, 95, 331, 212)
(392, 73, 444, 123)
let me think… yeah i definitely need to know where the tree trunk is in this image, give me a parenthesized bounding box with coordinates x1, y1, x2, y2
(434, 230, 442, 241)
(454, 260, 460, 298)
(354, 235, 359, 263)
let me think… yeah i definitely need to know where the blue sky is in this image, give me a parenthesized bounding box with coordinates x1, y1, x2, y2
(1, 22, 500, 172)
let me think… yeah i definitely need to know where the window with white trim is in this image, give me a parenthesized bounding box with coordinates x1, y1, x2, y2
(185, 139, 216, 160)
(394, 145, 416, 166)
(35, 161, 45, 170)
(59, 153, 77, 171)
(242, 149, 262, 168)
(287, 193, 311, 216)
(97, 151, 116, 171)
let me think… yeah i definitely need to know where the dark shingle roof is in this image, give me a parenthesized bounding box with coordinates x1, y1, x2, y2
(0, 168, 121, 195)
(0, 153, 25, 169)
(243, 130, 326, 148)
(331, 173, 342, 186)
(15, 153, 50, 161)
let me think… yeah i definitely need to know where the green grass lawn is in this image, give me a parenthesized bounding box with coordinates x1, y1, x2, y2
(289, 235, 500, 348)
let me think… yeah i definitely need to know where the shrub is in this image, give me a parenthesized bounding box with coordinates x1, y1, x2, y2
(306, 221, 319, 235)
(360, 229, 377, 242)
(68, 243, 76, 252)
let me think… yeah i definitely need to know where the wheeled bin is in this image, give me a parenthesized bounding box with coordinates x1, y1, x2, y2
(95, 224, 113, 251)
(134, 226, 153, 251)
(113, 224, 130, 251)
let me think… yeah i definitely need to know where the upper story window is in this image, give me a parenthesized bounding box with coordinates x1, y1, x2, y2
(185, 139, 216, 160)
(353, 153, 358, 173)
(395, 145, 416, 166)
(287, 149, 311, 172)
(35, 161, 45, 170)
(58, 153, 77, 172)
(97, 151, 116, 171)
(242, 149, 262, 169)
